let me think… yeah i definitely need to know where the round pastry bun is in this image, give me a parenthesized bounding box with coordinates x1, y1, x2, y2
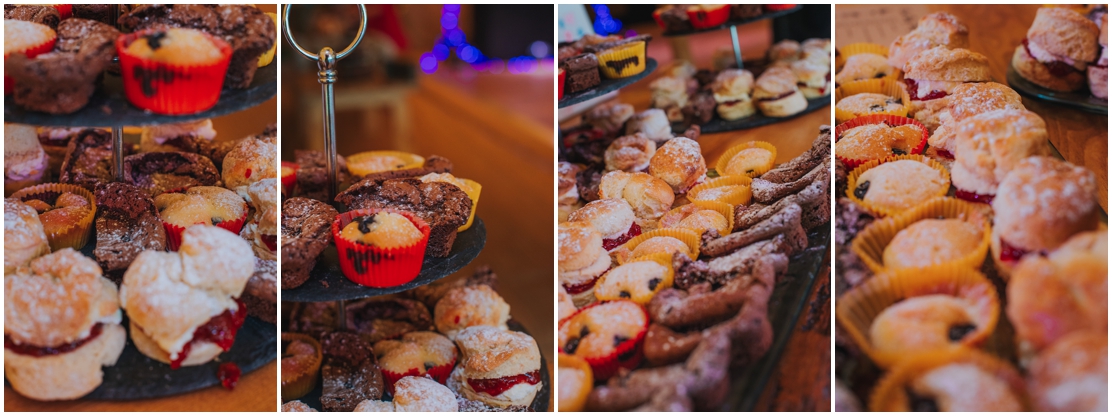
(434, 285, 511, 340)
(449, 326, 541, 408)
(905, 47, 991, 82)
(888, 12, 970, 70)
(713, 69, 755, 98)
(5, 249, 119, 348)
(1027, 7, 1101, 63)
(598, 171, 675, 225)
(992, 156, 1099, 254)
(3, 198, 50, 274)
(129, 320, 224, 367)
(393, 376, 459, 411)
(945, 82, 1025, 122)
(753, 67, 799, 98)
(649, 137, 707, 194)
(558, 221, 605, 272)
(567, 198, 636, 240)
(4, 322, 126, 401)
(1012, 45, 1087, 92)
(951, 109, 1050, 195)
(604, 133, 655, 173)
(716, 97, 756, 120)
(222, 137, 278, 194)
(757, 90, 808, 117)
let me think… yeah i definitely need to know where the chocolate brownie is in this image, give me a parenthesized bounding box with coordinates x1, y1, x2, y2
(319, 332, 385, 412)
(92, 182, 167, 274)
(6, 18, 119, 114)
(295, 150, 351, 202)
(682, 91, 716, 125)
(60, 129, 115, 191)
(281, 197, 339, 289)
(659, 6, 693, 33)
(561, 54, 601, 94)
(731, 5, 763, 20)
(288, 302, 339, 338)
(4, 5, 61, 29)
(122, 151, 221, 197)
(335, 178, 471, 258)
(118, 5, 275, 89)
(343, 298, 433, 344)
(351, 155, 453, 182)
(72, 5, 121, 24)
(243, 258, 277, 324)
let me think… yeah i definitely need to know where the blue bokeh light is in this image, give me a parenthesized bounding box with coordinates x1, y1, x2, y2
(419, 53, 438, 73)
(440, 12, 458, 30)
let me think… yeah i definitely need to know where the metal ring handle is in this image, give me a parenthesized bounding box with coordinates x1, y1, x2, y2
(282, 4, 368, 61)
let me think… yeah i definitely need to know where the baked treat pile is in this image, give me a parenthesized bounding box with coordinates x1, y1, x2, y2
(1012, 6, 1106, 97)
(834, 9, 1107, 412)
(558, 126, 831, 411)
(282, 267, 544, 412)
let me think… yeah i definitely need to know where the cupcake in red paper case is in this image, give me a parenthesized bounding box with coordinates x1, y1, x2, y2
(686, 5, 729, 29)
(374, 331, 458, 395)
(558, 300, 649, 380)
(558, 68, 566, 99)
(280, 161, 298, 196)
(4, 20, 56, 95)
(333, 209, 431, 288)
(117, 27, 232, 115)
(153, 186, 248, 251)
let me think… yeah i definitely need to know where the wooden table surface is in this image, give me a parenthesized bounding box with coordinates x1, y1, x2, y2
(838, 4, 1109, 211)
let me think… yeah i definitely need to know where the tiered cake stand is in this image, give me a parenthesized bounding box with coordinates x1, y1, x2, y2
(3, 7, 278, 398)
(281, 5, 549, 410)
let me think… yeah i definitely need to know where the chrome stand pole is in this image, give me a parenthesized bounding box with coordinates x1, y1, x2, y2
(729, 25, 744, 70)
(113, 125, 125, 181)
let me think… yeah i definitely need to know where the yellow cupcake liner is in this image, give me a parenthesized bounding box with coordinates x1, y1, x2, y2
(614, 228, 700, 265)
(280, 332, 323, 401)
(688, 175, 753, 206)
(557, 353, 594, 412)
(597, 41, 647, 79)
(836, 265, 1000, 369)
(869, 347, 1029, 411)
(457, 178, 482, 232)
(346, 151, 425, 177)
(852, 196, 991, 274)
(845, 155, 950, 218)
(840, 42, 889, 59)
(10, 183, 96, 251)
(594, 252, 674, 305)
(834, 78, 911, 124)
(663, 200, 735, 237)
(257, 12, 278, 67)
(714, 141, 778, 178)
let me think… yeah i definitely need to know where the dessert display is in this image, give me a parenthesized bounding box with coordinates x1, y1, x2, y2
(558, 34, 657, 105)
(1007, 5, 1108, 108)
(558, 120, 832, 410)
(280, 268, 550, 411)
(835, 8, 1107, 412)
(652, 4, 802, 35)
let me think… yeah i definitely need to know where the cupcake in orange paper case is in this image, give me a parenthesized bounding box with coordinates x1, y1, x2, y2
(117, 27, 232, 115)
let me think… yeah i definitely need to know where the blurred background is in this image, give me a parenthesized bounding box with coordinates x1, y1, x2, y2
(281, 4, 555, 371)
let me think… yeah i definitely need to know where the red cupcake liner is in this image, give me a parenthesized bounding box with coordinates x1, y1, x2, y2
(686, 5, 730, 29)
(381, 356, 456, 395)
(280, 161, 299, 195)
(162, 203, 248, 251)
(116, 29, 232, 115)
(558, 69, 566, 100)
(652, 9, 667, 30)
(53, 5, 73, 20)
(6, 35, 56, 95)
(834, 114, 928, 169)
(560, 301, 649, 381)
(765, 5, 797, 11)
(332, 208, 431, 288)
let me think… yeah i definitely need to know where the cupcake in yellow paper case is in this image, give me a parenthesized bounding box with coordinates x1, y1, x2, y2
(597, 41, 647, 78)
(347, 151, 425, 176)
(420, 172, 481, 231)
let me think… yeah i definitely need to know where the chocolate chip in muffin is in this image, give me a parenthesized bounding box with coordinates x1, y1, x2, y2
(619, 290, 631, 299)
(648, 278, 662, 291)
(891, 148, 907, 155)
(947, 323, 977, 342)
(853, 181, 870, 199)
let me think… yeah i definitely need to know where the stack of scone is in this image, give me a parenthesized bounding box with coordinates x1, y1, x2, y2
(833, 10, 1107, 412)
(281, 268, 544, 412)
(1012, 6, 1106, 98)
(3, 119, 278, 401)
(558, 124, 832, 411)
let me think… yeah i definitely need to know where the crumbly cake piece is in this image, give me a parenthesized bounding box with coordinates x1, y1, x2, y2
(5, 19, 120, 114)
(319, 332, 384, 412)
(59, 129, 116, 191)
(122, 151, 221, 197)
(280, 197, 338, 289)
(242, 258, 277, 324)
(92, 182, 167, 274)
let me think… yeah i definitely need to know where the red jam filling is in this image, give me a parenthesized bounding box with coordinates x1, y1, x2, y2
(602, 222, 642, 251)
(998, 238, 1031, 263)
(904, 79, 948, 101)
(262, 234, 277, 252)
(936, 149, 954, 159)
(755, 91, 794, 102)
(218, 362, 241, 390)
(170, 299, 248, 369)
(5, 323, 103, 357)
(564, 274, 603, 295)
(467, 370, 541, 397)
(1023, 39, 1080, 78)
(954, 189, 994, 204)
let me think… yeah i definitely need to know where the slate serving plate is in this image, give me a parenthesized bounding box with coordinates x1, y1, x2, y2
(673, 94, 832, 134)
(1007, 65, 1107, 114)
(559, 59, 658, 108)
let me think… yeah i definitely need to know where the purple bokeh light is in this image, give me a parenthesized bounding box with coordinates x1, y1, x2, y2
(419, 53, 438, 73)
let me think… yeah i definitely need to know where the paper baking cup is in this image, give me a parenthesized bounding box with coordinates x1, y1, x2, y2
(834, 114, 928, 169)
(346, 151, 425, 177)
(869, 347, 1028, 411)
(561, 301, 649, 381)
(116, 29, 232, 115)
(852, 197, 990, 273)
(11, 183, 95, 251)
(715, 141, 778, 178)
(52, 5, 73, 19)
(844, 155, 950, 218)
(597, 41, 647, 79)
(558, 68, 566, 100)
(557, 353, 594, 412)
(381, 356, 456, 395)
(457, 178, 482, 232)
(594, 252, 674, 305)
(280, 161, 299, 195)
(834, 79, 911, 124)
(686, 5, 730, 29)
(616, 228, 701, 264)
(836, 265, 1000, 369)
(280, 333, 322, 401)
(332, 208, 431, 288)
(162, 203, 248, 251)
(664, 200, 735, 237)
(5, 33, 56, 95)
(840, 42, 889, 58)
(688, 175, 753, 206)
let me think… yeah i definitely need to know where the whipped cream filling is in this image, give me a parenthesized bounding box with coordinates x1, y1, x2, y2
(1026, 39, 1087, 70)
(483, 379, 540, 402)
(5, 150, 47, 181)
(558, 249, 610, 286)
(914, 79, 963, 97)
(44, 127, 86, 141)
(559, 184, 579, 206)
(713, 91, 751, 103)
(149, 121, 217, 145)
